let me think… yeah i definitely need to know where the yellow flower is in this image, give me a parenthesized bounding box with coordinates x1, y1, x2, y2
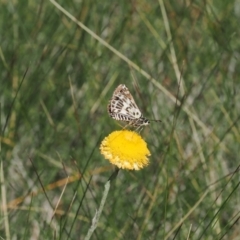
(100, 130, 151, 170)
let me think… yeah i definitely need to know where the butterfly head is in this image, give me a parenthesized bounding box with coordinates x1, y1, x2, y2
(142, 117, 150, 126)
(131, 117, 150, 127)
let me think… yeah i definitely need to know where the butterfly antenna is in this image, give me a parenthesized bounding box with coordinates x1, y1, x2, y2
(149, 119, 162, 123)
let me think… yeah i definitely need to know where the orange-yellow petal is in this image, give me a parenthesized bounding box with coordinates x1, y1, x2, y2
(100, 130, 150, 170)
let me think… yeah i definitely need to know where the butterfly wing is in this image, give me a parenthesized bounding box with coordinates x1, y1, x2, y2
(108, 84, 142, 121)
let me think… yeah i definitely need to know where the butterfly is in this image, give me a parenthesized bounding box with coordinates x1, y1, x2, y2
(108, 84, 161, 128)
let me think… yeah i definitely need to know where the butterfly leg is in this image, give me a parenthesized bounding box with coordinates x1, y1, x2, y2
(135, 125, 143, 133)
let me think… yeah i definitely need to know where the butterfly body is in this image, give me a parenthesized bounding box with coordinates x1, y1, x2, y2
(108, 84, 151, 127)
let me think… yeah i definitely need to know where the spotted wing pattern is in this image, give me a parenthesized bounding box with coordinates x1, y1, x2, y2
(108, 84, 149, 127)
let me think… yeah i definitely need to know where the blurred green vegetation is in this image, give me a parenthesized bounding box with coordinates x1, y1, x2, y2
(1, 0, 240, 239)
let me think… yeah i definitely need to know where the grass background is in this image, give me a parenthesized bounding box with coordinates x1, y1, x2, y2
(1, 0, 240, 239)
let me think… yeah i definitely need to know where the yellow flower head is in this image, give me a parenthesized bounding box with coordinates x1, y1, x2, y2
(100, 130, 151, 170)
